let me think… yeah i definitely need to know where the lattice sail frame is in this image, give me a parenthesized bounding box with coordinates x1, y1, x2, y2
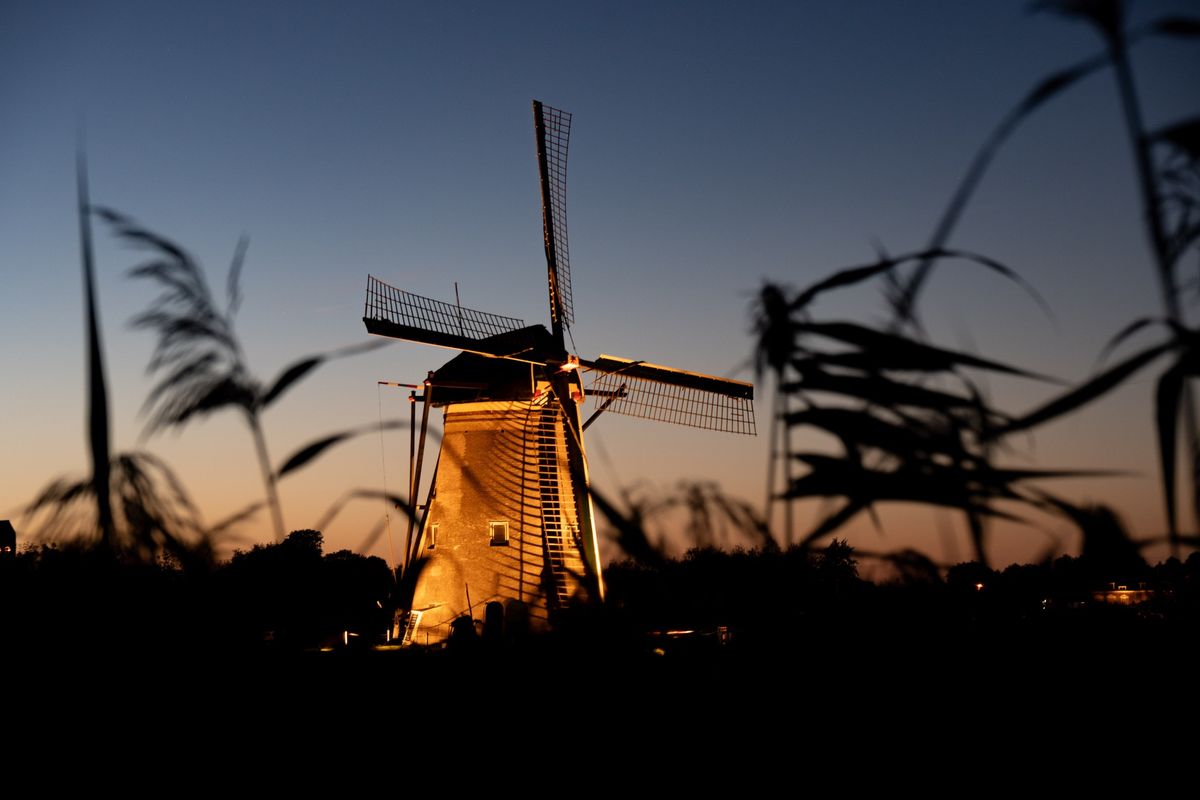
(364, 274, 524, 340)
(536, 102, 574, 329)
(587, 364, 757, 435)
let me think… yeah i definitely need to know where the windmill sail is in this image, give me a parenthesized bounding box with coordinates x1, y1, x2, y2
(584, 355, 756, 435)
(533, 101, 574, 339)
(364, 274, 540, 356)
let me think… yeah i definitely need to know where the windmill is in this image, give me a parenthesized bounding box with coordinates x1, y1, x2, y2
(364, 101, 755, 644)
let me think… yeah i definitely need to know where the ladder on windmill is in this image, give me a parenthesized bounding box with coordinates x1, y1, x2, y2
(533, 403, 585, 608)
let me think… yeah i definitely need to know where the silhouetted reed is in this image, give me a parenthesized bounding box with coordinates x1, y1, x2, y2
(95, 208, 391, 542)
(752, 246, 1103, 564)
(21, 152, 211, 567)
(755, 0, 1200, 565)
(26, 451, 213, 568)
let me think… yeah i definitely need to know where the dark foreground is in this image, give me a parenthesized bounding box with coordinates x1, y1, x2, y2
(7, 612, 1196, 784)
(10, 611, 1194, 710)
(6, 540, 1197, 754)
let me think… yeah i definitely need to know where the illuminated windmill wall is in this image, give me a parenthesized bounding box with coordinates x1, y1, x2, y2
(364, 101, 754, 643)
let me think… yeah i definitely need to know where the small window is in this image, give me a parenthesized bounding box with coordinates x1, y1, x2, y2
(489, 520, 509, 546)
(427, 523, 439, 549)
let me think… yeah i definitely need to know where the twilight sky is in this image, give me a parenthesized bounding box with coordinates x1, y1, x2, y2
(2, 0, 1197, 568)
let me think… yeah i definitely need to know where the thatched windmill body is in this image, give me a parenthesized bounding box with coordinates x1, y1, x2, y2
(364, 101, 754, 643)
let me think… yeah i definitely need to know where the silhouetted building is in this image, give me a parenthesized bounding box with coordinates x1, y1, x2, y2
(1092, 582, 1153, 606)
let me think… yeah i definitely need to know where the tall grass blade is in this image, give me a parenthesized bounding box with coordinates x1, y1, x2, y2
(226, 236, 247, 316)
(1150, 16, 1200, 38)
(785, 365, 989, 412)
(260, 341, 387, 409)
(77, 149, 114, 549)
(988, 342, 1172, 438)
(315, 488, 410, 532)
(1151, 117, 1200, 157)
(894, 55, 1108, 322)
(1155, 361, 1188, 544)
(794, 321, 1054, 379)
(275, 420, 406, 479)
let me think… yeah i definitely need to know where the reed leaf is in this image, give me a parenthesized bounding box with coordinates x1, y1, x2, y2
(315, 488, 411, 532)
(226, 236, 247, 316)
(785, 364, 988, 413)
(1155, 360, 1189, 543)
(261, 340, 386, 410)
(1152, 117, 1200, 159)
(1148, 15, 1200, 39)
(275, 419, 406, 479)
(792, 260, 898, 311)
(1095, 316, 1162, 366)
(892, 54, 1107, 322)
(987, 342, 1174, 438)
(1032, 1, 1123, 40)
(784, 406, 968, 462)
(794, 321, 1053, 379)
(799, 500, 868, 548)
(25, 451, 212, 566)
(205, 501, 264, 537)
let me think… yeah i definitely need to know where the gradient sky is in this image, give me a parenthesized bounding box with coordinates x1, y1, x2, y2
(2, 0, 1197, 568)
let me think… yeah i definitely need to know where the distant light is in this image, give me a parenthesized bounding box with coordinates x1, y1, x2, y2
(975, 582, 984, 591)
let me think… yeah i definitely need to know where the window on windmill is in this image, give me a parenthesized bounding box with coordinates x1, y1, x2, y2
(489, 520, 509, 546)
(427, 523, 439, 549)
